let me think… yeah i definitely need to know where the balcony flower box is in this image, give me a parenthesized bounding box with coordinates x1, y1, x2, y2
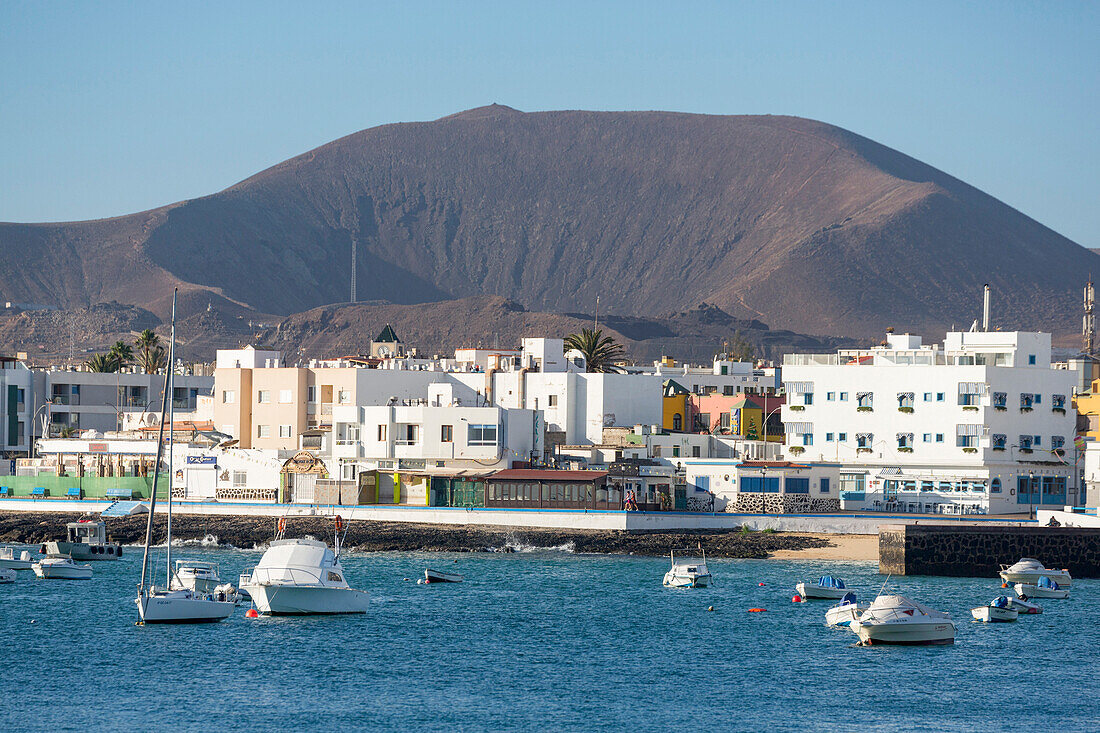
(856, 447, 872, 454)
(897, 446, 913, 453)
(962, 447, 978, 453)
(1020, 407, 1033, 413)
(1019, 448, 1033, 454)
(898, 406, 914, 414)
(994, 406, 1007, 411)
(1053, 407, 1066, 415)
(857, 406, 873, 413)
(992, 446, 1005, 451)
(788, 446, 805, 455)
(788, 405, 805, 412)
(962, 406, 979, 412)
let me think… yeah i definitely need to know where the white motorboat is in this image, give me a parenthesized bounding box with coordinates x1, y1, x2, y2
(422, 569, 464, 584)
(797, 575, 849, 600)
(825, 592, 868, 628)
(170, 561, 223, 594)
(33, 557, 92, 580)
(662, 548, 712, 588)
(971, 596, 1018, 623)
(242, 517, 370, 615)
(0, 547, 34, 570)
(999, 558, 1071, 587)
(1014, 576, 1069, 600)
(850, 594, 955, 646)
(134, 291, 235, 626)
(1005, 596, 1043, 615)
(0, 568, 15, 583)
(44, 519, 122, 561)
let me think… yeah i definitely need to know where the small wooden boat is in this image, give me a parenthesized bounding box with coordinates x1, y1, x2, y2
(423, 569, 464, 584)
(971, 597, 1018, 622)
(797, 575, 849, 600)
(1005, 596, 1042, 614)
(1014, 576, 1069, 599)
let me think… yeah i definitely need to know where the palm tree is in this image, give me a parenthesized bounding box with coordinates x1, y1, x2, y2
(109, 340, 133, 369)
(724, 330, 756, 364)
(84, 353, 119, 373)
(134, 329, 166, 373)
(564, 328, 626, 373)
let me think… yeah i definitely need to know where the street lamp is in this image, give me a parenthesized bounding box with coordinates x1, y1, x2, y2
(31, 401, 53, 456)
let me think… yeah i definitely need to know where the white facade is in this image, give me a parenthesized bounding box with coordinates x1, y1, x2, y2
(681, 458, 841, 511)
(782, 331, 1077, 514)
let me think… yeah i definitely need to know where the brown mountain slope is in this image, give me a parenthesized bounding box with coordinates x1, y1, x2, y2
(0, 105, 1093, 336)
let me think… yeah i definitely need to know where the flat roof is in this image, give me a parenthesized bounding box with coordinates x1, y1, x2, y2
(489, 469, 609, 482)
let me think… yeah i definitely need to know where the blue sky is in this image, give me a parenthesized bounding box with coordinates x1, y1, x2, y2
(2, 1, 1097, 246)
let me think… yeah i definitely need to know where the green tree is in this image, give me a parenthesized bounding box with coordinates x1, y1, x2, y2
(109, 340, 133, 369)
(564, 328, 626, 373)
(724, 330, 756, 363)
(84, 353, 119, 373)
(134, 329, 167, 373)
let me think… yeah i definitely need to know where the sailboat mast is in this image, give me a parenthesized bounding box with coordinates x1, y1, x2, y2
(138, 289, 177, 594)
(164, 310, 177, 589)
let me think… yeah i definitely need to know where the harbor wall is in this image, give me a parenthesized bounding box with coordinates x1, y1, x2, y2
(879, 523, 1100, 577)
(0, 497, 1034, 535)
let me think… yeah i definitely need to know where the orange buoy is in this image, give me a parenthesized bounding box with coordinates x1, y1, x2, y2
(758, 582, 765, 586)
(792, 595, 802, 603)
(1001, 582, 1008, 588)
(748, 608, 766, 613)
(245, 608, 259, 618)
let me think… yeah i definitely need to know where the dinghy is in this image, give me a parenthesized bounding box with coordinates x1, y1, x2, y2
(971, 596, 1018, 622)
(797, 575, 849, 600)
(1014, 576, 1069, 600)
(825, 592, 867, 628)
(1004, 596, 1042, 614)
(423, 569, 464, 583)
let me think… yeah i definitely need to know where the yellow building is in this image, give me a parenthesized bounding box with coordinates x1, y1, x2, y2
(1073, 378, 1100, 440)
(662, 380, 690, 432)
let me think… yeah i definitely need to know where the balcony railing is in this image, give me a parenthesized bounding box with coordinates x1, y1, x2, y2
(51, 395, 70, 405)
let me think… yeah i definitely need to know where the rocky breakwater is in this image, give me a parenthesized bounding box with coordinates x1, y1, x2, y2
(0, 512, 830, 558)
(879, 523, 1100, 577)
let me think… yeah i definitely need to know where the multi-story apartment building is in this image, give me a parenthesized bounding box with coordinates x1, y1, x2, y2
(44, 370, 211, 436)
(781, 331, 1077, 514)
(0, 356, 34, 458)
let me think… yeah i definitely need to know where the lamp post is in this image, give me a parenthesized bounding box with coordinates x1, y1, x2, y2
(31, 401, 53, 456)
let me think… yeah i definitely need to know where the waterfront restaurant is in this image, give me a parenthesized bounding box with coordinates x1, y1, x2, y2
(485, 469, 615, 510)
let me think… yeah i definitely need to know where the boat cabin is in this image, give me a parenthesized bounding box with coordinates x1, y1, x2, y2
(66, 520, 107, 546)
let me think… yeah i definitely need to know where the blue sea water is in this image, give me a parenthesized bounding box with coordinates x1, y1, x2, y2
(2, 544, 1098, 732)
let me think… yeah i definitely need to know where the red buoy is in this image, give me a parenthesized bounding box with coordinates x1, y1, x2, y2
(758, 582, 765, 586)
(245, 608, 259, 618)
(792, 595, 802, 603)
(748, 608, 766, 613)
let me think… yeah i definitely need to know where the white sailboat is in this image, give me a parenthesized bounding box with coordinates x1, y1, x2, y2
(135, 291, 234, 625)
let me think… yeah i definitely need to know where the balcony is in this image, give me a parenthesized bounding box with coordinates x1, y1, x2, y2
(51, 395, 70, 406)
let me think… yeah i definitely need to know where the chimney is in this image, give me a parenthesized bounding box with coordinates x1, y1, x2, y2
(982, 284, 991, 331)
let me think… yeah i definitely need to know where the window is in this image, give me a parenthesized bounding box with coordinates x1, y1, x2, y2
(1028, 354, 1036, 365)
(825, 432, 834, 442)
(856, 392, 873, 409)
(803, 393, 813, 406)
(672, 414, 682, 431)
(720, 412, 731, 430)
(652, 445, 662, 457)
(826, 392, 835, 401)
(279, 389, 292, 404)
(819, 478, 830, 494)
(723, 386, 734, 396)
(856, 433, 873, 448)
(802, 433, 813, 446)
(307, 385, 317, 402)
(672, 446, 680, 457)
(838, 432, 847, 442)
(992, 434, 1007, 450)
(786, 478, 810, 494)
(232, 471, 247, 487)
(1051, 435, 1065, 450)
(897, 392, 914, 408)
(936, 393, 945, 402)
(956, 435, 975, 448)
(692, 446, 701, 457)
(222, 390, 235, 404)
(897, 432, 913, 449)
(377, 425, 387, 441)
(279, 425, 292, 438)
(923, 392, 932, 402)
(257, 425, 270, 438)
(1033, 394, 1041, 405)
(441, 425, 453, 442)
(839, 392, 848, 401)
(1019, 435, 1033, 450)
(548, 394, 558, 407)
(257, 390, 271, 404)
(1052, 394, 1066, 410)
(468, 424, 498, 446)
(338, 390, 351, 404)
(1032, 435, 1041, 447)
(923, 433, 932, 443)
(839, 473, 866, 493)
(1020, 393, 1033, 409)
(992, 392, 1007, 408)
(935, 433, 944, 443)
(921, 480, 934, 492)
(991, 478, 1001, 493)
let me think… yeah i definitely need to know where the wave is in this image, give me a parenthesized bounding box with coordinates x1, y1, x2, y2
(491, 535, 576, 553)
(171, 534, 229, 548)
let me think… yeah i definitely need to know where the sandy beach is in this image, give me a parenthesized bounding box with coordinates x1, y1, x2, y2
(768, 533, 878, 561)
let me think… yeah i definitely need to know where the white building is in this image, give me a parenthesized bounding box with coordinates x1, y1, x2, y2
(781, 331, 1077, 514)
(681, 458, 841, 513)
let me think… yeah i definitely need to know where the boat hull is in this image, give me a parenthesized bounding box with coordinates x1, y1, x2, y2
(851, 620, 955, 646)
(971, 606, 1018, 622)
(0, 568, 14, 583)
(1005, 597, 1042, 614)
(0, 559, 33, 570)
(424, 570, 464, 583)
(1014, 583, 1069, 599)
(797, 582, 847, 600)
(44, 541, 122, 561)
(32, 561, 92, 580)
(244, 583, 371, 615)
(136, 592, 235, 624)
(663, 571, 711, 588)
(825, 604, 867, 628)
(999, 569, 1071, 587)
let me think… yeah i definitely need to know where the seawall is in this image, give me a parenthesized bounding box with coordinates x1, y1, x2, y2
(879, 524, 1100, 577)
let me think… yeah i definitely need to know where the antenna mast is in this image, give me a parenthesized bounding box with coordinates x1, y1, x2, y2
(1084, 277, 1095, 358)
(350, 238, 358, 303)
